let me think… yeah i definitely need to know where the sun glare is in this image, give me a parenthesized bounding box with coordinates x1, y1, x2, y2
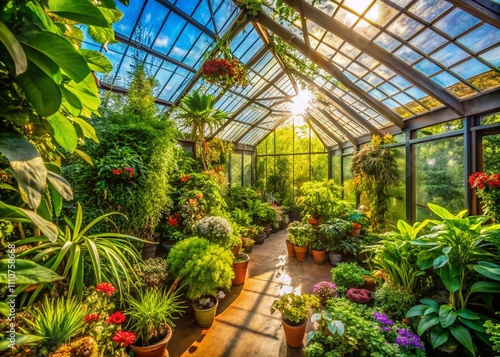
(290, 89, 313, 115)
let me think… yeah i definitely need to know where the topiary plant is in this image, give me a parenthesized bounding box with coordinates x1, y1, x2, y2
(331, 262, 365, 289)
(166, 237, 234, 301)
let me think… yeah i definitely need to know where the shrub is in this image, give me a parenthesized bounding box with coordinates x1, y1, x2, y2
(312, 281, 337, 306)
(373, 284, 416, 321)
(331, 262, 365, 289)
(133, 258, 168, 288)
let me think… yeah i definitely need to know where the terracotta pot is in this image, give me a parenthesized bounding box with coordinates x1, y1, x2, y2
(244, 244, 253, 253)
(282, 318, 306, 348)
(311, 249, 326, 265)
(130, 325, 172, 357)
(286, 240, 295, 257)
(232, 253, 249, 286)
(192, 296, 218, 327)
(141, 242, 158, 260)
(329, 252, 342, 266)
(254, 232, 266, 244)
(230, 243, 241, 258)
(294, 245, 308, 262)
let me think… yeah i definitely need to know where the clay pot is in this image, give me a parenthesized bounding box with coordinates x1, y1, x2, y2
(294, 245, 308, 262)
(232, 253, 249, 286)
(141, 242, 157, 260)
(286, 240, 295, 257)
(130, 325, 172, 357)
(308, 218, 320, 226)
(311, 249, 326, 265)
(282, 318, 306, 348)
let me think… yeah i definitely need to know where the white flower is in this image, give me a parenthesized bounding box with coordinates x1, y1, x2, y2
(217, 290, 226, 299)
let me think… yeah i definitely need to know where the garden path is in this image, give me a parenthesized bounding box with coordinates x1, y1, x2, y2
(168, 229, 332, 357)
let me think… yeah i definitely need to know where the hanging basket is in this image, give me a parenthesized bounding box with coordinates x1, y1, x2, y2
(201, 58, 249, 89)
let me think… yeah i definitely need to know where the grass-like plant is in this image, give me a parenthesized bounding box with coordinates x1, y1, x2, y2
(126, 285, 186, 346)
(24, 296, 87, 349)
(15, 203, 142, 304)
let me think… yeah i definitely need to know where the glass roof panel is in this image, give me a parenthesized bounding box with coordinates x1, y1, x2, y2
(219, 121, 252, 142)
(433, 8, 480, 38)
(239, 128, 270, 145)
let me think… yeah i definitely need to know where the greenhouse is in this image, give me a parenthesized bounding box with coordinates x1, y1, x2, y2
(1, 0, 500, 356)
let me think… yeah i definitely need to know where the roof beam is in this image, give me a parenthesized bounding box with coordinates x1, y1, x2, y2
(156, 0, 215, 38)
(291, 69, 385, 136)
(256, 11, 405, 129)
(446, 0, 500, 29)
(210, 71, 287, 138)
(305, 113, 343, 148)
(234, 112, 277, 144)
(115, 33, 195, 73)
(283, 0, 465, 116)
(318, 108, 358, 147)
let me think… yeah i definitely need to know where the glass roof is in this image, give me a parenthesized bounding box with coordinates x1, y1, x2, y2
(82, 0, 500, 148)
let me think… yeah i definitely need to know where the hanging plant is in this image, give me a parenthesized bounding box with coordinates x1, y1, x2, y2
(201, 57, 249, 89)
(351, 135, 399, 232)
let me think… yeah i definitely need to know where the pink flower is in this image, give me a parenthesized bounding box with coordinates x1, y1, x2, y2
(112, 330, 136, 346)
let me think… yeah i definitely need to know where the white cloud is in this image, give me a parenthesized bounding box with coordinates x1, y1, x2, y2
(118, 23, 130, 32)
(155, 36, 169, 48)
(145, 12, 151, 23)
(171, 46, 188, 58)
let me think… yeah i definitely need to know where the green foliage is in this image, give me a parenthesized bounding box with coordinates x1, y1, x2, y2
(318, 219, 352, 252)
(373, 284, 416, 321)
(270, 292, 319, 325)
(24, 295, 87, 349)
(287, 221, 314, 246)
(133, 258, 168, 289)
(484, 314, 500, 355)
(364, 220, 427, 293)
(15, 203, 142, 303)
(296, 180, 349, 220)
(331, 262, 365, 289)
(166, 237, 234, 300)
(225, 186, 259, 211)
(266, 156, 294, 206)
(205, 138, 234, 170)
(125, 286, 186, 346)
(351, 135, 399, 231)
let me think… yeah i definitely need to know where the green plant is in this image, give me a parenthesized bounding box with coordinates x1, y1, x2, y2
(311, 239, 326, 251)
(373, 284, 416, 321)
(15, 203, 142, 303)
(270, 292, 319, 325)
(363, 220, 427, 293)
(166, 237, 234, 301)
(133, 258, 168, 289)
(176, 91, 228, 170)
(339, 238, 362, 256)
(25, 296, 87, 349)
(296, 180, 347, 220)
(287, 221, 314, 246)
(484, 313, 500, 354)
(125, 285, 186, 346)
(346, 209, 370, 228)
(232, 208, 252, 227)
(331, 262, 365, 289)
(225, 186, 259, 211)
(351, 134, 399, 231)
(318, 219, 351, 252)
(192, 216, 233, 248)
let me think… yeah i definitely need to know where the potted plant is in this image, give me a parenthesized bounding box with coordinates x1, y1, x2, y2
(232, 253, 250, 286)
(270, 292, 319, 348)
(201, 57, 249, 89)
(296, 180, 347, 224)
(318, 219, 352, 266)
(468, 171, 500, 222)
(310, 239, 327, 265)
(288, 222, 314, 262)
(166, 237, 234, 327)
(126, 285, 186, 357)
(347, 209, 369, 237)
(133, 258, 168, 289)
(241, 237, 255, 253)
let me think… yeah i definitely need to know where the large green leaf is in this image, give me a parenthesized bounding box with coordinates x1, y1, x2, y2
(0, 20, 27, 75)
(48, 0, 110, 27)
(439, 305, 457, 328)
(46, 112, 78, 153)
(474, 261, 500, 281)
(0, 129, 46, 209)
(0, 201, 58, 242)
(17, 60, 62, 117)
(449, 325, 475, 355)
(79, 49, 112, 73)
(439, 267, 460, 293)
(456, 308, 481, 320)
(98, 7, 123, 24)
(87, 25, 116, 45)
(470, 281, 500, 293)
(0, 302, 9, 317)
(458, 317, 485, 332)
(46, 170, 73, 201)
(417, 315, 440, 335)
(0, 334, 45, 351)
(61, 85, 82, 117)
(22, 45, 61, 83)
(21, 31, 90, 82)
(0, 259, 63, 285)
(73, 117, 99, 143)
(64, 73, 100, 117)
(433, 255, 448, 269)
(25, 1, 60, 33)
(430, 325, 449, 348)
(428, 203, 455, 220)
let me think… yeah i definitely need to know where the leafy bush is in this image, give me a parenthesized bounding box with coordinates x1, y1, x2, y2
(485, 314, 500, 354)
(166, 237, 234, 300)
(331, 263, 365, 289)
(373, 284, 416, 321)
(192, 216, 233, 248)
(133, 258, 169, 288)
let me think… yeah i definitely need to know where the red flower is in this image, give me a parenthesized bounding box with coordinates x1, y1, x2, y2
(112, 168, 123, 175)
(167, 215, 179, 227)
(468, 172, 488, 189)
(84, 313, 100, 323)
(181, 175, 191, 183)
(112, 330, 136, 347)
(96, 282, 116, 296)
(106, 311, 126, 324)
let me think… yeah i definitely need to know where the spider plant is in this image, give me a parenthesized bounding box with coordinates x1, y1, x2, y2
(15, 203, 143, 304)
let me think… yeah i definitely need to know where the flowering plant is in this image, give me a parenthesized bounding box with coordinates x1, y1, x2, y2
(312, 281, 337, 306)
(468, 172, 500, 222)
(133, 258, 168, 288)
(201, 58, 249, 89)
(373, 313, 425, 356)
(192, 216, 233, 248)
(346, 288, 371, 304)
(83, 283, 136, 356)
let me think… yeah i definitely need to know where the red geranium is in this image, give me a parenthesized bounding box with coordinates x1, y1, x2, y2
(202, 58, 248, 88)
(112, 330, 136, 347)
(112, 168, 123, 175)
(106, 311, 126, 324)
(181, 175, 191, 183)
(84, 313, 100, 323)
(96, 282, 116, 296)
(167, 215, 179, 227)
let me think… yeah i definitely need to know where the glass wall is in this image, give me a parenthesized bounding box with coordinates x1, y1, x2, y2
(256, 117, 328, 207)
(230, 150, 253, 187)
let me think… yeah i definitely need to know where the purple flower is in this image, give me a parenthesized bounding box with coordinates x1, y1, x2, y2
(373, 312, 393, 326)
(313, 281, 336, 293)
(396, 328, 424, 350)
